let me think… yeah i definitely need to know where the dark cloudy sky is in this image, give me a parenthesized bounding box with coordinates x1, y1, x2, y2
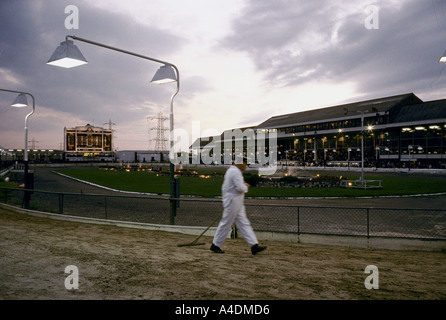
(1, 0, 446, 151)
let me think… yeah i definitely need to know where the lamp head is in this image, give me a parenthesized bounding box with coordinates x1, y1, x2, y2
(151, 65, 177, 84)
(11, 93, 28, 108)
(440, 49, 446, 62)
(47, 39, 88, 68)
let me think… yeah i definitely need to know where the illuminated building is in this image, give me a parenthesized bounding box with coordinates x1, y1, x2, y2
(64, 124, 114, 162)
(192, 93, 446, 169)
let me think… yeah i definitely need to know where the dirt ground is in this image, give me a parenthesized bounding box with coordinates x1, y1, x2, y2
(0, 206, 445, 302)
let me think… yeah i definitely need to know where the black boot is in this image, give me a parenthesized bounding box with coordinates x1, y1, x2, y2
(251, 244, 267, 255)
(210, 243, 225, 253)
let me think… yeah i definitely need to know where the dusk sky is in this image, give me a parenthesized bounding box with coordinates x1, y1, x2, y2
(1, 0, 446, 151)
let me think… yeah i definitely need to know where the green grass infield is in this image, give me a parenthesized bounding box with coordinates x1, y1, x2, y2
(54, 167, 446, 198)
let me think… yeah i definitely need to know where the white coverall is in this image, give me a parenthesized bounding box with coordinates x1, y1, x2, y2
(212, 165, 258, 248)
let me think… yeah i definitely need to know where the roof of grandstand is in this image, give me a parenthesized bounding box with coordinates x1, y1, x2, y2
(190, 92, 446, 148)
(390, 99, 446, 123)
(255, 93, 423, 129)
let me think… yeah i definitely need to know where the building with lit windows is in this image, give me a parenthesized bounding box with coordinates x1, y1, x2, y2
(64, 124, 114, 162)
(192, 93, 446, 169)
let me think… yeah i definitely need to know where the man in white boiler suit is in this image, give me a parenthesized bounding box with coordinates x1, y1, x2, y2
(210, 159, 267, 255)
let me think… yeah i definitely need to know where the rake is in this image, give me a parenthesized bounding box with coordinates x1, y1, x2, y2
(177, 213, 222, 247)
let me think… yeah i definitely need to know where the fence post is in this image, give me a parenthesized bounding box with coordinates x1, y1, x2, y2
(104, 196, 108, 219)
(297, 206, 300, 234)
(58, 193, 64, 214)
(3, 189, 11, 203)
(366, 208, 370, 238)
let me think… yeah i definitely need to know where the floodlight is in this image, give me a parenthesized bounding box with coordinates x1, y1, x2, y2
(11, 93, 28, 107)
(439, 49, 446, 62)
(47, 40, 88, 68)
(151, 65, 178, 84)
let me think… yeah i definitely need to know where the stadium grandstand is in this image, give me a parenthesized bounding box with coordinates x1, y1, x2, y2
(191, 93, 446, 169)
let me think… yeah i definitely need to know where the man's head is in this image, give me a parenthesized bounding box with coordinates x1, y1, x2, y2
(235, 157, 248, 171)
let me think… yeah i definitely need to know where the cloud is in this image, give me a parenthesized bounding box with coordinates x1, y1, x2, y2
(0, 68, 22, 87)
(1, 0, 446, 151)
(0, 0, 186, 149)
(222, 0, 446, 100)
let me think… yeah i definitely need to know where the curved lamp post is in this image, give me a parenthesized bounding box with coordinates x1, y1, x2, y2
(47, 35, 180, 224)
(0, 88, 35, 208)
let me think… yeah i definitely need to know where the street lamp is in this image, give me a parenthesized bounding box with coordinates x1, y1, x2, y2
(313, 139, 317, 163)
(347, 148, 351, 169)
(408, 145, 423, 171)
(285, 150, 288, 168)
(375, 146, 390, 167)
(47, 35, 180, 224)
(439, 49, 446, 63)
(357, 110, 368, 183)
(47, 39, 88, 68)
(0, 88, 35, 208)
(324, 148, 327, 167)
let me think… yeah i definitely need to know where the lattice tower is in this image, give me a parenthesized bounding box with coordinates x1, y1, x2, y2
(148, 112, 168, 151)
(103, 118, 117, 150)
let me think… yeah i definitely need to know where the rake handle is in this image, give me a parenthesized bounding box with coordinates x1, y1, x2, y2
(178, 212, 222, 247)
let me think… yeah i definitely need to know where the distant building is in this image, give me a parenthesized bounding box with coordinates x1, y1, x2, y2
(115, 150, 169, 163)
(192, 93, 446, 169)
(64, 124, 114, 162)
(1, 149, 63, 164)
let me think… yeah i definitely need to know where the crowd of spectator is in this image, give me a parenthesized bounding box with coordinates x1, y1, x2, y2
(278, 149, 445, 169)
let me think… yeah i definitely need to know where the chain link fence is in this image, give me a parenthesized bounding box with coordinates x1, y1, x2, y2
(1, 187, 445, 240)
